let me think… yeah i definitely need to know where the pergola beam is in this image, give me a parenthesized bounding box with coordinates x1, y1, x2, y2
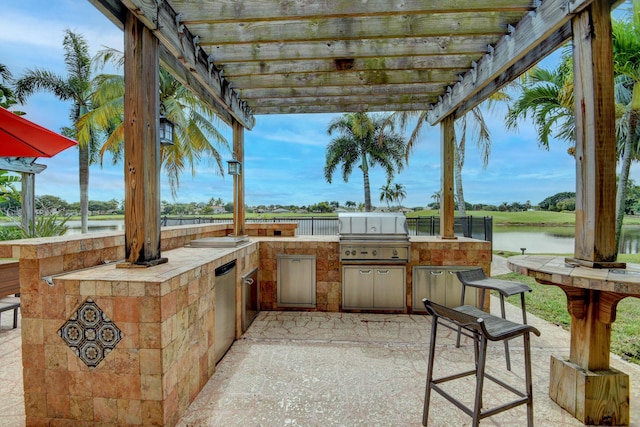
(426, 0, 620, 125)
(88, 0, 254, 130)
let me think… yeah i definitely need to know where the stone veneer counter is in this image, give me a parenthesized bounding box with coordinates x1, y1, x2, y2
(15, 233, 491, 426)
(24, 242, 259, 426)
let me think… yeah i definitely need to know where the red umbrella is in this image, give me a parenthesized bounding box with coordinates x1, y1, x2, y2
(0, 106, 77, 158)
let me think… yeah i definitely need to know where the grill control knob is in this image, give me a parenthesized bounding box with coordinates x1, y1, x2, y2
(392, 249, 398, 256)
(372, 250, 377, 256)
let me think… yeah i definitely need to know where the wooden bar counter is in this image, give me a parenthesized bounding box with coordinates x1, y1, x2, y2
(508, 255, 639, 425)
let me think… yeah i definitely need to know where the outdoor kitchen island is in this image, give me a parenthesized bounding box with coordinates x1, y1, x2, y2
(258, 234, 492, 314)
(2, 224, 491, 426)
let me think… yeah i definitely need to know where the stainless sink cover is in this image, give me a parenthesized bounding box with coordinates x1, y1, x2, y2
(189, 236, 250, 248)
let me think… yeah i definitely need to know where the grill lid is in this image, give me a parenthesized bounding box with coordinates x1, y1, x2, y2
(338, 212, 409, 240)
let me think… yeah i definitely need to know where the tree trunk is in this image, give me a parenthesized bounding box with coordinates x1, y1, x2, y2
(78, 105, 89, 234)
(454, 140, 466, 216)
(361, 152, 371, 211)
(615, 110, 639, 252)
(363, 171, 371, 212)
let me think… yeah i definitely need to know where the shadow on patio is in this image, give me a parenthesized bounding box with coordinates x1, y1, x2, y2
(1, 298, 639, 426)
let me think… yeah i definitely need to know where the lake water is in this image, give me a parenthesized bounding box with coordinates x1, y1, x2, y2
(63, 220, 640, 255)
(64, 220, 125, 235)
(493, 225, 640, 254)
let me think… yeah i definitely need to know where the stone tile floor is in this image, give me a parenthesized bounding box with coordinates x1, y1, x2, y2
(1, 302, 639, 426)
(176, 307, 640, 427)
(0, 308, 23, 427)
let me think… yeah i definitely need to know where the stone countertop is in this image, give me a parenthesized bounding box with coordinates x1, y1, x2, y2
(508, 255, 640, 296)
(251, 236, 339, 242)
(50, 235, 491, 284)
(51, 242, 256, 284)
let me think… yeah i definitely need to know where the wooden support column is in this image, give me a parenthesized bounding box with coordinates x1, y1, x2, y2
(232, 120, 246, 237)
(570, 0, 620, 267)
(546, 2, 630, 424)
(20, 172, 34, 232)
(120, 11, 166, 267)
(440, 115, 456, 239)
(549, 284, 630, 425)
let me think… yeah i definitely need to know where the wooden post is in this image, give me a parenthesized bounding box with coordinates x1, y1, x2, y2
(120, 11, 166, 267)
(440, 114, 456, 239)
(232, 120, 246, 236)
(570, 0, 621, 268)
(545, 2, 631, 424)
(20, 172, 34, 232)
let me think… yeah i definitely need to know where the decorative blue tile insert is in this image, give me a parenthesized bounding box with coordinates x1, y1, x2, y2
(58, 298, 123, 368)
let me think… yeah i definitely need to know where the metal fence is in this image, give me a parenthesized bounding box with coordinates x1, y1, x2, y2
(160, 215, 493, 242)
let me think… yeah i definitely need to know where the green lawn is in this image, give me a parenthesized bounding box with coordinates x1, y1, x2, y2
(409, 209, 640, 226)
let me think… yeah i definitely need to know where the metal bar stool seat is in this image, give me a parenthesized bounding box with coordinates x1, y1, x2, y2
(422, 298, 540, 427)
(456, 268, 531, 370)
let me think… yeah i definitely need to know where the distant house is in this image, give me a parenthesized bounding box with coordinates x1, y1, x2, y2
(210, 205, 227, 214)
(272, 208, 290, 214)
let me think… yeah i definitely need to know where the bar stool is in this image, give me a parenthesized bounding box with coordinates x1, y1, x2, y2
(456, 268, 531, 370)
(422, 298, 540, 427)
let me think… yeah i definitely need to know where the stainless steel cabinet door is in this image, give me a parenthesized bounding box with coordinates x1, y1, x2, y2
(343, 266, 405, 310)
(373, 267, 405, 309)
(277, 255, 316, 307)
(412, 266, 478, 310)
(343, 267, 375, 309)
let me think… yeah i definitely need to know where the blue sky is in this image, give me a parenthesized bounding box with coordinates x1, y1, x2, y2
(2, 1, 625, 209)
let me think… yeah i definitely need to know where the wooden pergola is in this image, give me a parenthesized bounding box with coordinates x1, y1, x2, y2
(88, 0, 621, 268)
(88, 0, 625, 423)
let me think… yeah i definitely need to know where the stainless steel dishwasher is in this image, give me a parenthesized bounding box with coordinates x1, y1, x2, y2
(214, 260, 236, 364)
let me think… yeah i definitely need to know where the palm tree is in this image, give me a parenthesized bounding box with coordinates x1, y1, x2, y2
(505, 52, 576, 152)
(383, 102, 497, 217)
(506, 32, 640, 252)
(14, 30, 96, 233)
(0, 64, 19, 110)
(324, 113, 406, 212)
(430, 190, 441, 209)
(393, 182, 407, 208)
(612, 4, 640, 251)
(79, 49, 230, 197)
(453, 107, 492, 215)
(379, 181, 395, 208)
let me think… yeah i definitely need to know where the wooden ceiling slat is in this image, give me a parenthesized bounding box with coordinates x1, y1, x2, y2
(229, 69, 463, 90)
(188, 12, 524, 45)
(204, 36, 495, 63)
(221, 55, 479, 78)
(251, 94, 440, 108)
(171, 0, 535, 23)
(239, 83, 446, 100)
(255, 102, 438, 115)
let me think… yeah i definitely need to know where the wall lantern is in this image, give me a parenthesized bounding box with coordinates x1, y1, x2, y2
(227, 157, 242, 175)
(159, 102, 175, 146)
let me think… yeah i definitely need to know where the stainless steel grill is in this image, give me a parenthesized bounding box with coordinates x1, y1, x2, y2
(338, 213, 410, 264)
